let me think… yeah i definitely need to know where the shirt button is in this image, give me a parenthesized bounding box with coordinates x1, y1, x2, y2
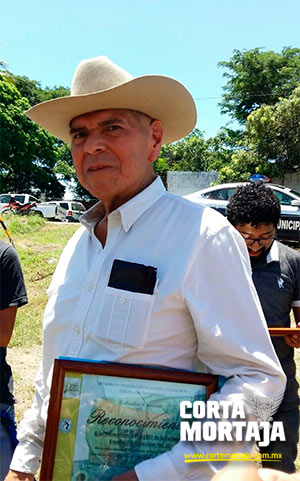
(86, 284, 93, 291)
(74, 327, 81, 335)
(119, 297, 126, 304)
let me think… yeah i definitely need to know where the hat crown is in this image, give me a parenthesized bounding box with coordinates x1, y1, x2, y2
(71, 56, 133, 96)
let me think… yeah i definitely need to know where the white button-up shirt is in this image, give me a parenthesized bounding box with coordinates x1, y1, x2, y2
(11, 177, 285, 480)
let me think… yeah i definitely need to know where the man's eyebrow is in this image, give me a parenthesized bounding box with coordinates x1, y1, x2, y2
(69, 126, 87, 135)
(69, 118, 125, 135)
(99, 118, 125, 126)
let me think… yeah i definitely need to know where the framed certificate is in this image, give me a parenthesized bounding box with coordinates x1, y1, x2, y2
(40, 358, 218, 481)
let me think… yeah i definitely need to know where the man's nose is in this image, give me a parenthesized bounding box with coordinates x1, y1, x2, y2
(249, 240, 261, 251)
(84, 130, 106, 154)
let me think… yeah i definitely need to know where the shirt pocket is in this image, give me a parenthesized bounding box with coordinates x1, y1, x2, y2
(99, 286, 155, 351)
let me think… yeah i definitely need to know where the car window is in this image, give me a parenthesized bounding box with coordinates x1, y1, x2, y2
(59, 202, 69, 210)
(29, 196, 38, 203)
(14, 195, 25, 203)
(72, 202, 85, 211)
(203, 188, 236, 201)
(272, 190, 293, 206)
(0, 194, 12, 203)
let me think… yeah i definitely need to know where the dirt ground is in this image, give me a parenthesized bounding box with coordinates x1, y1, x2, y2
(7, 345, 42, 422)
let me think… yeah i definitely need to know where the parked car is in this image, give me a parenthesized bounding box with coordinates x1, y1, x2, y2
(185, 183, 300, 244)
(0, 193, 66, 221)
(0, 193, 39, 213)
(33, 201, 67, 222)
(47, 200, 86, 222)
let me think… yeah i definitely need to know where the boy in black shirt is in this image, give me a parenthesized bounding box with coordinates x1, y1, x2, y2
(227, 182, 300, 473)
(0, 241, 28, 481)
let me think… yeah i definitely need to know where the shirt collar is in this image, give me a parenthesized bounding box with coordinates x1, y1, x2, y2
(80, 176, 166, 235)
(266, 240, 279, 264)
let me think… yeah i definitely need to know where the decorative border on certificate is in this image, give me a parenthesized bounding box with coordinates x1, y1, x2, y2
(40, 359, 218, 481)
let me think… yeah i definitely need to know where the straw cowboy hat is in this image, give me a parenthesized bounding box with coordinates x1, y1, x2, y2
(25, 56, 197, 144)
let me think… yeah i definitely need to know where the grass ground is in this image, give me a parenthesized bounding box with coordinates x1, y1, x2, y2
(2, 214, 300, 471)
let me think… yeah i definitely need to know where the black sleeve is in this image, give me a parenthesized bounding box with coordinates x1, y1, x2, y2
(0, 243, 28, 310)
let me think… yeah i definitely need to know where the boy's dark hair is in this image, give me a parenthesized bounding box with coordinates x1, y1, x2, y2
(226, 182, 280, 228)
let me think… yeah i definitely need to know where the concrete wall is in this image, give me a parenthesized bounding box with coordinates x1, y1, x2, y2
(272, 172, 300, 191)
(167, 171, 300, 196)
(167, 171, 219, 196)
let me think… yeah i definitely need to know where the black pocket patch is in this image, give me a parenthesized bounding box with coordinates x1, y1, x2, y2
(108, 259, 157, 295)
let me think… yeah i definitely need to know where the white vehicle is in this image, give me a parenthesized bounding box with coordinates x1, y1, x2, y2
(0, 193, 39, 212)
(185, 182, 300, 244)
(33, 202, 67, 222)
(0, 193, 66, 221)
(50, 200, 86, 222)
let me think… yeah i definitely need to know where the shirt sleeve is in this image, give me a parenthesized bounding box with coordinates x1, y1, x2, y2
(0, 244, 28, 310)
(135, 224, 286, 481)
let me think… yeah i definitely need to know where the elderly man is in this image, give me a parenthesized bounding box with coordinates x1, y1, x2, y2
(6, 56, 285, 481)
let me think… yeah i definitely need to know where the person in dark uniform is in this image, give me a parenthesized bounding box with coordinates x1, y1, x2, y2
(227, 182, 300, 473)
(0, 240, 28, 481)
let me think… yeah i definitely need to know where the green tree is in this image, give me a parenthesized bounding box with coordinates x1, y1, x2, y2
(216, 149, 271, 183)
(156, 129, 210, 183)
(246, 86, 300, 174)
(11, 74, 70, 106)
(219, 47, 300, 124)
(205, 127, 244, 172)
(0, 74, 65, 197)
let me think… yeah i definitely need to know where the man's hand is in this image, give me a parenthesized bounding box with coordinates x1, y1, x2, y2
(4, 470, 35, 481)
(111, 468, 139, 481)
(284, 323, 300, 348)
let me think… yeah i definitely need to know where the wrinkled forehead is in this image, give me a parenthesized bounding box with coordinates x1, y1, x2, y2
(70, 108, 151, 128)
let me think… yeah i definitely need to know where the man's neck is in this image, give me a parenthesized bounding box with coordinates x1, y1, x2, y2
(94, 173, 157, 246)
(100, 172, 157, 216)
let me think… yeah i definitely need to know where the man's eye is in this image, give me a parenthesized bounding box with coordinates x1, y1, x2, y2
(74, 132, 86, 139)
(106, 125, 121, 132)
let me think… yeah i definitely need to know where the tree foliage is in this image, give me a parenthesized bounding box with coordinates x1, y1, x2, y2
(219, 47, 300, 124)
(246, 86, 300, 174)
(0, 75, 65, 197)
(156, 129, 211, 183)
(11, 74, 70, 106)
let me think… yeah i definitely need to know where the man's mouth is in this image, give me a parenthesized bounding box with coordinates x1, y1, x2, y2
(87, 165, 111, 172)
(248, 249, 264, 257)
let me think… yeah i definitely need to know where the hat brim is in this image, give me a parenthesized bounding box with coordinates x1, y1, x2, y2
(25, 75, 197, 144)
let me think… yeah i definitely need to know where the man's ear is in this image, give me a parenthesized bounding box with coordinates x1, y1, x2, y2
(148, 120, 164, 163)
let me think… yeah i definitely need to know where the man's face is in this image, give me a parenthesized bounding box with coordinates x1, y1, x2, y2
(234, 222, 276, 258)
(70, 109, 163, 210)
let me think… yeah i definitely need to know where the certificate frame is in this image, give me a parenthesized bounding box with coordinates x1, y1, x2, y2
(40, 358, 218, 481)
(268, 327, 300, 336)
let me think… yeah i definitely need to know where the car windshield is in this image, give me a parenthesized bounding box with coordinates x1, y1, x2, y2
(0, 194, 12, 203)
(204, 188, 236, 200)
(290, 189, 300, 198)
(59, 203, 69, 210)
(14, 195, 25, 203)
(72, 203, 85, 211)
